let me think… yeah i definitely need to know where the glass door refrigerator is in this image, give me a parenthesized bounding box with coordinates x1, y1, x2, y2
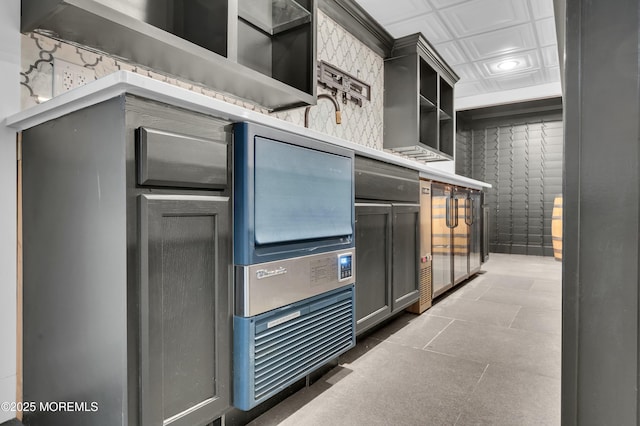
(452, 186, 470, 285)
(431, 183, 453, 297)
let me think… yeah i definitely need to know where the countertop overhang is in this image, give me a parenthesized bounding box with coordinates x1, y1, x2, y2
(6, 71, 490, 190)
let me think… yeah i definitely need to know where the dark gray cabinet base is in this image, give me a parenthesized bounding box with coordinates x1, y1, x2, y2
(391, 204, 420, 312)
(22, 95, 232, 426)
(140, 195, 230, 426)
(355, 204, 392, 334)
(354, 156, 420, 335)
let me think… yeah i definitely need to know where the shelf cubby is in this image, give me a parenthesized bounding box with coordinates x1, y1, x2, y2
(383, 33, 459, 162)
(237, 0, 314, 96)
(21, 0, 317, 110)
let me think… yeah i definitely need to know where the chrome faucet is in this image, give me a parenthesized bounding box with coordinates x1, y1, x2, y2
(304, 93, 342, 128)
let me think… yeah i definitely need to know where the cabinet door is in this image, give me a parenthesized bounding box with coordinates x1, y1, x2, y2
(391, 204, 420, 312)
(432, 184, 453, 297)
(355, 204, 392, 335)
(453, 189, 470, 285)
(139, 195, 231, 426)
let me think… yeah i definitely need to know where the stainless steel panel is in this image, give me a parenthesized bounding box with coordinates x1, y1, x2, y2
(431, 183, 452, 297)
(482, 201, 490, 262)
(236, 249, 356, 317)
(453, 188, 469, 284)
(407, 180, 433, 313)
(469, 190, 482, 273)
(137, 127, 227, 188)
(420, 180, 432, 262)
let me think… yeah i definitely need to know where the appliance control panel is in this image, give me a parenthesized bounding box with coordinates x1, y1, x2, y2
(338, 252, 353, 281)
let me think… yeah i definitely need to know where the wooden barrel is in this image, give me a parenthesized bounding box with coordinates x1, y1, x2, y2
(551, 195, 562, 261)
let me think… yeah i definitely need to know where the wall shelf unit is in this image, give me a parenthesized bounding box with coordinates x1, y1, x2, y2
(21, 0, 317, 110)
(384, 33, 459, 162)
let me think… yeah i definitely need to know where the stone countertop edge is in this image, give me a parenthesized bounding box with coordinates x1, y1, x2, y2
(5, 70, 490, 190)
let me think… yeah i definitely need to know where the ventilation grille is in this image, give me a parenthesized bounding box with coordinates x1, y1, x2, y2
(419, 265, 433, 308)
(234, 286, 355, 410)
(407, 264, 433, 314)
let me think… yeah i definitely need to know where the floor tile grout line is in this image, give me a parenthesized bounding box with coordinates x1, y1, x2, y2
(422, 346, 561, 381)
(422, 318, 455, 350)
(425, 313, 458, 321)
(507, 305, 523, 329)
(453, 363, 491, 426)
(422, 346, 483, 363)
(474, 284, 492, 301)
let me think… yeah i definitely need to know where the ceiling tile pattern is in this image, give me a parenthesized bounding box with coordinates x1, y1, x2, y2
(478, 49, 541, 78)
(387, 12, 452, 44)
(439, 0, 530, 38)
(356, 0, 561, 107)
(459, 23, 537, 60)
(360, 0, 431, 25)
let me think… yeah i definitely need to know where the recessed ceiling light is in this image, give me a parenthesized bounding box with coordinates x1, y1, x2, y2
(497, 60, 519, 71)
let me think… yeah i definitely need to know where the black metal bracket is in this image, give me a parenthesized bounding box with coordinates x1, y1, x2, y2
(317, 61, 371, 107)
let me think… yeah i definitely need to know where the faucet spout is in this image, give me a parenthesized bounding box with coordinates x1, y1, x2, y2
(304, 94, 342, 128)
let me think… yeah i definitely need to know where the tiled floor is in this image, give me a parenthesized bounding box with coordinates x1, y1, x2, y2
(249, 254, 561, 426)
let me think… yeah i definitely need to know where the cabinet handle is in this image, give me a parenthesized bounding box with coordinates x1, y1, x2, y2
(454, 198, 459, 227)
(446, 196, 457, 229)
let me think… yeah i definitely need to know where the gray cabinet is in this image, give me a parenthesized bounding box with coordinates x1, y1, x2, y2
(354, 156, 420, 335)
(22, 95, 232, 426)
(140, 196, 230, 426)
(21, 0, 317, 110)
(384, 33, 458, 162)
(391, 204, 420, 312)
(355, 204, 392, 334)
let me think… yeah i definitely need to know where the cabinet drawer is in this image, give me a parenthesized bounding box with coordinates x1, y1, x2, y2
(355, 156, 419, 202)
(137, 127, 227, 189)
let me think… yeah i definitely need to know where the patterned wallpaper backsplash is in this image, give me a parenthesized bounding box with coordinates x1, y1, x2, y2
(20, 11, 384, 150)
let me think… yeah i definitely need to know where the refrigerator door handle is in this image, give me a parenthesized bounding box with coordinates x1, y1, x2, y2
(453, 198, 459, 227)
(465, 197, 473, 226)
(446, 195, 455, 229)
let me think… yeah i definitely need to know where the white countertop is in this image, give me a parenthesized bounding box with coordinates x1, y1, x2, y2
(6, 71, 490, 189)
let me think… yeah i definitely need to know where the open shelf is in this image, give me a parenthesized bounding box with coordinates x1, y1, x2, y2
(439, 109, 452, 121)
(383, 33, 458, 163)
(419, 58, 437, 107)
(440, 79, 454, 117)
(439, 118, 454, 157)
(420, 94, 437, 110)
(22, 0, 317, 110)
(237, 0, 314, 95)
(420, 106, 438, 149)
(238, 0, 311, 35)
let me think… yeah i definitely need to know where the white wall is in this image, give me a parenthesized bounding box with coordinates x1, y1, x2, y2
(0, 0, 20, 423)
